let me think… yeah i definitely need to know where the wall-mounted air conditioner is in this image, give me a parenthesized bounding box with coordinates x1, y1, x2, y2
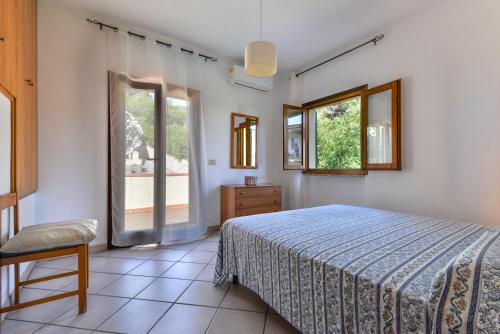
(228, 65, 273, 93)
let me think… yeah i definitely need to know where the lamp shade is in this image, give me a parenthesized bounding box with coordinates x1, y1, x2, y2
(244, 41, 277, 77)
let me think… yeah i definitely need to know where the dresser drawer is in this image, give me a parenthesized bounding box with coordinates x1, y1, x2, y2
(235, 196, 281, 209)
(234, 186, 281, 199)
(235, 205, 281, 217)
(220, 184, 282, 225)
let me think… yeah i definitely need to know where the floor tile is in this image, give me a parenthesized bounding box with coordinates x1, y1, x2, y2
(97, 299, 171, 334)
(210, 256, 217, 264)
(127, 260, 175, 277)
(264, 314, 301, 333)
(89, 257, 144, 274)
(221, 284, 267, 312)
(178, 281, 229, 307)
(195, 264, 216, 281)
(136, 277, 191, 302)
(37, 325, 93, 334)
(0, 319, 44, 334)
(7, 288, 77, 323)
(97, 275, 154, 298)
(36, 255, 78, 270)
(206, 308, 266, 334)
(27, 267, 78, 291)
(165, 241, 201, 250)
(193, 241, 219, 251)
(92, 248, 132, 258)
(61, 272, 122, 294)
(149, 304, 217, 334)
(180, 250, 217, 264)
(151, 249, 189, 261)
(52, 294, 128, 330)
(162, 262, 206, 280)
(125, 247, 165, 259)
(205, 234, 220, 242)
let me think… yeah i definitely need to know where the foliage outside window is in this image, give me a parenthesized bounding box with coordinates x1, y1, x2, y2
(125, 90, 189, 162)
(309, 96, 361, 169)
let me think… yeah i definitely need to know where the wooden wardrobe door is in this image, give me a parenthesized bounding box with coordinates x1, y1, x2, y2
(0, 0, 18, 93)
(14, 0, 38, 198)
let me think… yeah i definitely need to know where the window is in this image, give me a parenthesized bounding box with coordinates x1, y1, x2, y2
(283, 104, 306, 170)
(283, 80, 401, 174)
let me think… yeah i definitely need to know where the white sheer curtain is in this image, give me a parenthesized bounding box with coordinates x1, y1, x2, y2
(107, 27, 208, 246)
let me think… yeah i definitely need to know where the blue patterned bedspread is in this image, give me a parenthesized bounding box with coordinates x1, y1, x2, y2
(214, 205, 498, 333)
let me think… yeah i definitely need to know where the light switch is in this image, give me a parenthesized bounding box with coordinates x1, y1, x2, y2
(208, 159, 217, 165)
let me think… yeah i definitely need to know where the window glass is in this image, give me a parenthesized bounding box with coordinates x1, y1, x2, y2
(367, 90, 392, 164)
(308, 96, 361, 169)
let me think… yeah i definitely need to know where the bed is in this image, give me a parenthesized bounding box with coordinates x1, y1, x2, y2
(214, 205, 499, 334)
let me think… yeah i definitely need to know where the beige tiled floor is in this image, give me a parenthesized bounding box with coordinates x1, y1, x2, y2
(1, 232, 300, 334)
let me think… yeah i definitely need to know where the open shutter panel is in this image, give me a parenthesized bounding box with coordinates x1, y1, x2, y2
(283, 104, 307, 170)
(362, 79, 401, 170)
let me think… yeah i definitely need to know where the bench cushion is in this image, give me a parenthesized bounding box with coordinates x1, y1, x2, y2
(0, 219, 98, 256)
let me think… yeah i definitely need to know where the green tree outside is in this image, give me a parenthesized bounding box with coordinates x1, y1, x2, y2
(125, 89, 189, 161)
(314, 96, 361, 169)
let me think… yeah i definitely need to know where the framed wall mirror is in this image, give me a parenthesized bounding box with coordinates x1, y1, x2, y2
(230, 112, 258, 169)
(283, 104, 306, 170)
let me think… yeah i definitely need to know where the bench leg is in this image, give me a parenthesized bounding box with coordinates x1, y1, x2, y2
(77, 245, 88, 314)
(86, 244, 89, 288)
(14, 263, 20, 304)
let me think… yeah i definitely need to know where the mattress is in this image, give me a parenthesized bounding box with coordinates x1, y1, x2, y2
(214, 205, 498, 334)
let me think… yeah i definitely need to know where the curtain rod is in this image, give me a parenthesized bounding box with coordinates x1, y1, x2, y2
(295, 34, 384, 77)
(86, 18, 218, 62)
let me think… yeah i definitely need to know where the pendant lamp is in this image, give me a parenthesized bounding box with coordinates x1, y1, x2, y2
(244, 0, 277, 77)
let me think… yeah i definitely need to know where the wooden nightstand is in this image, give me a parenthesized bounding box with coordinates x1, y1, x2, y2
(220, 184, 282, 225)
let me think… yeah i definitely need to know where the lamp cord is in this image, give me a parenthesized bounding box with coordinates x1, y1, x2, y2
(260, 0, 262, 40)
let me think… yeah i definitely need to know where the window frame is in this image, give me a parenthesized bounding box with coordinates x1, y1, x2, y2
(302, 85, 368, 175)
(361, 79, 401, 170)
(283, 104, 307, 170)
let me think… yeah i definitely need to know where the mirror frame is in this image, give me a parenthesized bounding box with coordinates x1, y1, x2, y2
(0, 83, 16, 193)
(230, 112, 259, 169)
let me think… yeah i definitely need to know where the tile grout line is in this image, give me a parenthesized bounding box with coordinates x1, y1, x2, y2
(5, 235, 231, 333)
(203, 282, 233, 334)
(262, 306, 270, 334)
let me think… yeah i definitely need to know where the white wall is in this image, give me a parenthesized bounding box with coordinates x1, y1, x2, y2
(279, 0, 500, 226)
(37, 1, 280, 245)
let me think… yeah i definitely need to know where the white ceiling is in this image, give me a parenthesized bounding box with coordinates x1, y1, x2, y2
(57, 0, 442, 72)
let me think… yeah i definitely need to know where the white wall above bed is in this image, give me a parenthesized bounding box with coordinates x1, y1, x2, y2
(277, 0, 500, 227)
